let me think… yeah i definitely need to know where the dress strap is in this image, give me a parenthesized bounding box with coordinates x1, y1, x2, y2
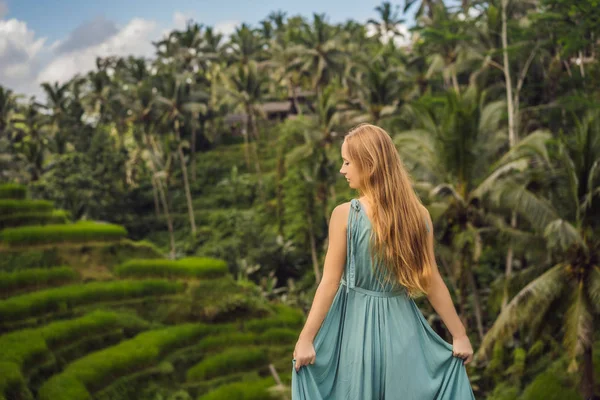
(345, 199, 360, 293)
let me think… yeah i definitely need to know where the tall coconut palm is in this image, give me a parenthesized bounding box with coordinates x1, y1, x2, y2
(405, 0, 444, 20)
(155, 73, 208, 236)
(10, 100, 50, 181)
(227, 23, 267, 66)
(414, 3, 477, 93)
(40, 81, 72, 154)
(344, 50, 411, 125)
(368, 1, 406, 41)
(476, 110, 600, 399)
(394, 83, 552, 340)
(224, 60, 269, 198)
(288, 13, 347, 95)
(284, 85, 342, 283)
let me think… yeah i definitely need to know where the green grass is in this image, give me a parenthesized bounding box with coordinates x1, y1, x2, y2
(38, 324, 213, 400)
(0, 183, 27, 200)
(0, 310, 150, 400)
(0, 280, 184, 323)
(186, 346, 269, 381)
(0, 210, 70, 230)
(0, 221, 128, 246)
(197, 377, 278, 400)
(0, 199, 53, 214)
(0, 266, 78, 297)
(115, 257, 228, 279)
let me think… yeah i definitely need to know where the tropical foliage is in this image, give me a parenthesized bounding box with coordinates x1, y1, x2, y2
(0, 0, 599, 398)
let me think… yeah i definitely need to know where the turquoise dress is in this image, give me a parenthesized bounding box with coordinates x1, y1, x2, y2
(291, 199, 476, 399)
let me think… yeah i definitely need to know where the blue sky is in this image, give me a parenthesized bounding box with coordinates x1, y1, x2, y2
(0, 0, 418, 99)
(4, 0, 417, 42)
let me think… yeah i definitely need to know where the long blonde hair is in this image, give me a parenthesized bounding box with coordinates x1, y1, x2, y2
(345, 123, 433, 298)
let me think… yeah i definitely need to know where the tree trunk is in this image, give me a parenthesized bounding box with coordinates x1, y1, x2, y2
(156, 175, 176, 259)
(500, 0, 519, 312)
(501, 0, 516, 147)
(467, 266, 485, 340)
(307, 211, 322, 284)
(502, 212, 517, 310)
(178, 142, 197, 235)
(276, 145, 285, 237)
(451, 69, 460, 93)
(578, 50, 586, 78)
(191, 113, 197, 183)
(144, 132, 176, 259)
(152, 179, 161, 218)
(248, 107, 265, 201)
(242, 122, 251, 171)
(581, 342, 596, 400)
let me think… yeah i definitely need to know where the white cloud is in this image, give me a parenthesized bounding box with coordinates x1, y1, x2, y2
(214, 20, 239, 39)
(366, 23, 411, 48)
(0, 11, 239, 99)
(37, 18, 157, 85)
(173, 11, 193, 30)
(0, 18, 47, 97)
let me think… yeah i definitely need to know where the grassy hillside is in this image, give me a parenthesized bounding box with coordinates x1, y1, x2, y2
(0, 183, 300, 400)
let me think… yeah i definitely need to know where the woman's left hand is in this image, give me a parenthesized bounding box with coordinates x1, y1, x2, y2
(293, 338, 316, 372)
(452, 334, 474, 365)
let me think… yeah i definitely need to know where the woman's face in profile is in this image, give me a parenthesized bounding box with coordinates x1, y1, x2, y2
(340, 140, 360, 189)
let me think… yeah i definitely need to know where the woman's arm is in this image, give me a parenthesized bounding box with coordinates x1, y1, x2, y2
(294, 202, 348, 370)
(422, 208, 467, 339)
(421, 207, 474, 364)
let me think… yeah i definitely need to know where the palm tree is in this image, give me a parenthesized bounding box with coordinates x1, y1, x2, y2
(227, 23, 267, 66)
(40, 81, 72, 154)
(224, 60, 269, 198)
(414, 3, 476, 93)
(10, 100, 50, 181)
(404, 0, 443, 20)
(288, 13, 347, 95)
(155, 73, 208, 236)
(476, 110, 600, 399)
(0, 86, 22, 180)
(368, 2, 406, 41)
(394, 83, 551, 341)
(284, 85, 342, 283)
(344, 49, 411, 125)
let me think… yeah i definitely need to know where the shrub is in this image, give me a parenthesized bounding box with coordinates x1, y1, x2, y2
(0, 221, 127, 246)
(245, 305, 304, 333)
(258, 328, 297, 344)
(0, 280, 183, 323)
(0, 183, 27, 200)
(0, 361, 32, 400)
(116, 257, 228, 279)
(0, 210, 70, 230)
(186, 347, 268, 381)
(0, 199, 53, 214)
(0, 310, 148, 400)
(0, 266, 78, 297)
(197, 377, 277, 400)
(38, 324, 211, 400)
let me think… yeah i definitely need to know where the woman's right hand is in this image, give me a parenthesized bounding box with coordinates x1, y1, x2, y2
(293, 338, 316, 372)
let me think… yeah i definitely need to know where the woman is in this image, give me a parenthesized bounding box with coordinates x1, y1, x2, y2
(291, 124, 476, 399)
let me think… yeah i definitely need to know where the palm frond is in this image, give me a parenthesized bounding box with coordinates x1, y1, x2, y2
(543, 219, 586, 253)
(476, 263, 567, 361)
(430, 183, 466, 205)
(471, 159, 529, 200)
(493, 129, 553, 168)
(490, 180, 559, 233)
(587, 266, 600, 313)
(563, 280, 594, 373)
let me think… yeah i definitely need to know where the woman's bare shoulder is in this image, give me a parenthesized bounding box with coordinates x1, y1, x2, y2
(331, 201, 352, 229)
